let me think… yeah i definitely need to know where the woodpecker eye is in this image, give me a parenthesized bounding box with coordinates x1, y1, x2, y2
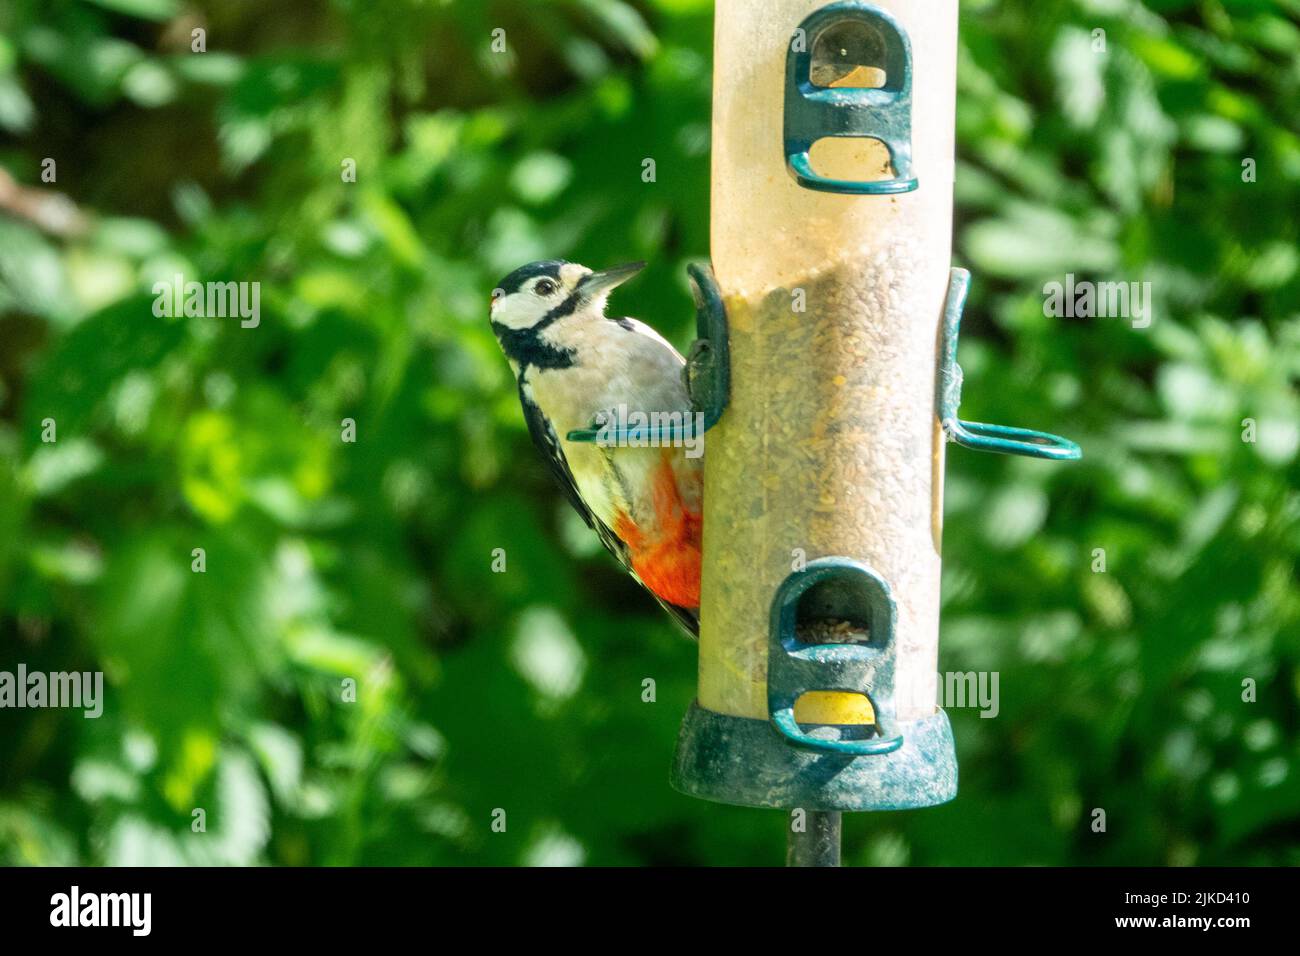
(534, 278, 558, 296)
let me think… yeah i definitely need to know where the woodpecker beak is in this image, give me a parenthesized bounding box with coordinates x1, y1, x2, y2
(578, 262, 646, 298)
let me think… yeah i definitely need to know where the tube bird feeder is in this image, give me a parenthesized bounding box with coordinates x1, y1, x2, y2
(668, 0, 1080, 857)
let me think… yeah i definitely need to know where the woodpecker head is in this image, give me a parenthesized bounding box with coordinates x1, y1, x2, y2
(489, 260, 645, 334)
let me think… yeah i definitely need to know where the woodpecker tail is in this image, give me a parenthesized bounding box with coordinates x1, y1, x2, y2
(657, 600, 699, 640)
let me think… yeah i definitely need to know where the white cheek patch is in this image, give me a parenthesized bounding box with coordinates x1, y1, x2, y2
(492, 295, 541, 330)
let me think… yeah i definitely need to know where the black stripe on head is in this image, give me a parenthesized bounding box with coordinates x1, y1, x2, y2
(495, 260, 566, 296)
(490, 322, 578, 371)
(538, 286, 584, 327)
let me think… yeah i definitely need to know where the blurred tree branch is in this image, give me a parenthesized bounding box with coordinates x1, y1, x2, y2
(0, 168, 89, 239)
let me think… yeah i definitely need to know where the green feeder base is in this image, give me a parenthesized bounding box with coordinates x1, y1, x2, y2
(670, 701, 957, 812)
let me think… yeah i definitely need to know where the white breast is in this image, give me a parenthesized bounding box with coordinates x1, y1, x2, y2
(525, 313, 696, 530)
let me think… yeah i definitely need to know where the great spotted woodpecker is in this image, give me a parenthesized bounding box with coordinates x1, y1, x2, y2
(490, 260, 703, 636)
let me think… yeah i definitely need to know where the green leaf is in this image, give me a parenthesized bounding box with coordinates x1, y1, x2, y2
(80, 0, 181, 21)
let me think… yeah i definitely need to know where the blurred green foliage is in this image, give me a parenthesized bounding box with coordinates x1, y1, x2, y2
(0, 0, 1297, 865)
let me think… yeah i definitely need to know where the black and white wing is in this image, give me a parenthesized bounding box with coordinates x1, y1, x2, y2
(518, 381, 699, 638)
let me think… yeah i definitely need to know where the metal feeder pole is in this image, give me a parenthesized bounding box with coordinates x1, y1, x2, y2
(668, 0, 1077, 866)
(788, 811, 842, 867)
